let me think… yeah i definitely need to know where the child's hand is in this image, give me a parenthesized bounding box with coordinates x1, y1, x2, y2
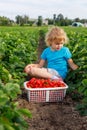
(68, 59, 79, 70)
(24, 64, 38, 73)
(30, 64, 38, 67)
(24, 65, 31, 73)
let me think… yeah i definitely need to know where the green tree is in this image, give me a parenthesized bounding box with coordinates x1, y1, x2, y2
(37, 16, 43, 26)
(23, 15, 29, 24)
(0, 16, 11, 26)
(15, 15, 22, 25)
(55, 13, 64, 26)
(57, 13, 64, 21)
(15, 15, 29, 25)
(53, 14, 56, 25)
(74, 17, 80, 22)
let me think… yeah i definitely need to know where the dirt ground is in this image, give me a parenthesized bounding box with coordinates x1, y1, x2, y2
(18, 91, 87, 130)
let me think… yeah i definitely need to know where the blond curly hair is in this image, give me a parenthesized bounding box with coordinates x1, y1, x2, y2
(45, 26, 69, 46)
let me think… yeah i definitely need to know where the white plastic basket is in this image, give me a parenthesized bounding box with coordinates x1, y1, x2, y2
(24, 81, 68, 102)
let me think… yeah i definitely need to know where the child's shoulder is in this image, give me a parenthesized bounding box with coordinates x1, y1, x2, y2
(62, 46, 69, 50)
(43, 47, 50, 51)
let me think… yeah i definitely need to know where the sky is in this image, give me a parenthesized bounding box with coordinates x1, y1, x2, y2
(0, 0, 87, 21)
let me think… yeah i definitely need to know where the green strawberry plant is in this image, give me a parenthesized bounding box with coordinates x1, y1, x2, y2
(64, 27, 87, 115)
(0, 80, 32, 130)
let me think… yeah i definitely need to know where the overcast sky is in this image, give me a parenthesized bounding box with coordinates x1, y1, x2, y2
(0, 0, 87, 20)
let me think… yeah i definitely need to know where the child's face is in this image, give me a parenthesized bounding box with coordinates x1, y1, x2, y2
(51, 42, 64, 51)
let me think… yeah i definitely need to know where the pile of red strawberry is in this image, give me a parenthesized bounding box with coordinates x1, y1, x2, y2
(26, 78, 66, 88)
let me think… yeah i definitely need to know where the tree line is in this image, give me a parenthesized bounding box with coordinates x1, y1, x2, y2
(0, 13, 87, 26)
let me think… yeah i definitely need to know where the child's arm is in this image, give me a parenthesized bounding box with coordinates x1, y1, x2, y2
(68, 58, 78, 70)
(24, 59, 45, 73)
(37, 59, 45, 68)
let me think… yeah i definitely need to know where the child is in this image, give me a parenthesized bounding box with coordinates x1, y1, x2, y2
(24, 26, 78, 80)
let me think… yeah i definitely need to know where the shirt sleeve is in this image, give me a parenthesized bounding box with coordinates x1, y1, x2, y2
(64, 48, 72, 60)
(40, 49, 47, 60)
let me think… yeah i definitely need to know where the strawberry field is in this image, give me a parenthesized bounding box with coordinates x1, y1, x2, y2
(0, 26, 87, 130)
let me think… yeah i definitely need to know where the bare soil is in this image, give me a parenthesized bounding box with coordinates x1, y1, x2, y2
(18, 91, 87, 130)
